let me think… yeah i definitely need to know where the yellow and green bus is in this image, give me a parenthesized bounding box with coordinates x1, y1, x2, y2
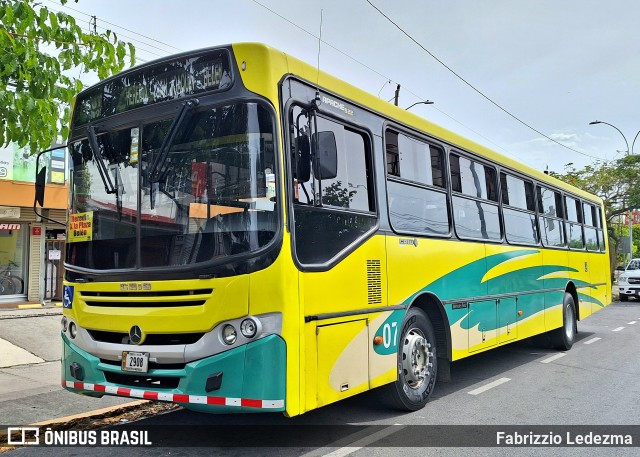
(53, 43, 610, 416)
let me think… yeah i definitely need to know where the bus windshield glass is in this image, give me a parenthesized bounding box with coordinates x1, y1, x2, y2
(67, 102, 278, 270)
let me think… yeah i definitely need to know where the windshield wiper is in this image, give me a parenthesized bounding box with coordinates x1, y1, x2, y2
(148, 99, 199, 182)
(87, 125, 117, 194)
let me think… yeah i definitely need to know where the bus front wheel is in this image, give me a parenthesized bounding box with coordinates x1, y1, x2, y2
(386, 307, 437, 411)
(550, 293, 577, 351)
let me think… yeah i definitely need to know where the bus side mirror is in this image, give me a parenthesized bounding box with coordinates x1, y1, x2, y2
(312, 131, 338, 180)
(35, 165, 47, 207)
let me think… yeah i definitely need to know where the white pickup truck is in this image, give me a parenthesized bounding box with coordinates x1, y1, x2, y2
(618, 258, 640, 301)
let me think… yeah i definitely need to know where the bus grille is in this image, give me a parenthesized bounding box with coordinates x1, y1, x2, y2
(100, 359, 187, 370)
(80, 289, 213, 308)
(104, 371, 180, 389)
(88, 330, 204, 345)
(367, 259, 382, 305)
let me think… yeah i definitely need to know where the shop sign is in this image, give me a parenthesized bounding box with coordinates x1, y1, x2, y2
(0, 223, 20, 230)
(0, 206, 20, 219)
(32, 226, 42, 236)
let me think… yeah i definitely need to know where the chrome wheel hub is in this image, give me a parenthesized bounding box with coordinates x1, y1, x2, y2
(565, 305, 575, 341)
(402, 329, 433, 389)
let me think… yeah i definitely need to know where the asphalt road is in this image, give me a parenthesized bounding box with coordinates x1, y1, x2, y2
(4, 300, 640, 456)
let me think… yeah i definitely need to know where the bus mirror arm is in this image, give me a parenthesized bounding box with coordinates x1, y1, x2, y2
(32, 146, 66, 227)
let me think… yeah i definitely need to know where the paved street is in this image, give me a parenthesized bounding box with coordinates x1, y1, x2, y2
(0, 308, 132, 425)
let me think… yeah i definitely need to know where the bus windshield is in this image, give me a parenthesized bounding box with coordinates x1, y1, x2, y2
(67, 102, 278, 270)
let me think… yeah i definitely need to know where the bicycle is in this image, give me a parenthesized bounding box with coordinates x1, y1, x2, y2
(0, 260, 24, 295)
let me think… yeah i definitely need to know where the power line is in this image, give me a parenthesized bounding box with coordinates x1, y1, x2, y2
(251, 0, 514, 156)
(43, 0, 182, 54)
(364, 0, 599, 160)
(40, 3, 163, 61)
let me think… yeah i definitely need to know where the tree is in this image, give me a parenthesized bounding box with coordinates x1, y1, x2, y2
(0, 0, 135, 154)
(550, 154, 640, 277)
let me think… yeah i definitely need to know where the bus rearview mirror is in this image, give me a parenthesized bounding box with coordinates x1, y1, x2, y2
(35, 166, 47, 207)
(312, 131, 338, 180)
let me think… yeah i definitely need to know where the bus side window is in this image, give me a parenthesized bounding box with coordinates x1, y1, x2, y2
(384, 129, 450, 237)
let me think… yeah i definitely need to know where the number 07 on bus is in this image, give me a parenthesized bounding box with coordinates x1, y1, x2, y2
(34, 43, 610, 416)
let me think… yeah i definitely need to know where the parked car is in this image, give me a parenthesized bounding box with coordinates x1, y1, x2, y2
(617, 259, 640, 301)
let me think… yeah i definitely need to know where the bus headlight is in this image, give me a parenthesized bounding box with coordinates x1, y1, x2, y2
(61, 317, 68, 333)
(222, 324, 237, 345)
(240, 318, 258, 338)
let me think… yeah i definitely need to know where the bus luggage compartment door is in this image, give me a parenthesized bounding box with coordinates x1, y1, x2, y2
(468, 300, 497, 352)
(316, 319, 369, 407)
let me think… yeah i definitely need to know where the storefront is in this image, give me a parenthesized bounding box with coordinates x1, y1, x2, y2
(0, 143, 67, 304)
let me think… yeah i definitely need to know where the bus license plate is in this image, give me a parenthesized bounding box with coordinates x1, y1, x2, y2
(122, 351, 149, 373)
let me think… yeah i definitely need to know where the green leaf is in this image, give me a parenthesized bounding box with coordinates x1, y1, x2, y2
(1, 0, 137, 153)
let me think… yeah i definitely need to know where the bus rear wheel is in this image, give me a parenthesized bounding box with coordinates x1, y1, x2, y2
(550, 293, 577, 351)
(386, 307, 437, 411)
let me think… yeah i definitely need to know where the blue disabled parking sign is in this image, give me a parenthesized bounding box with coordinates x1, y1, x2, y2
(63, 285, 74, 309)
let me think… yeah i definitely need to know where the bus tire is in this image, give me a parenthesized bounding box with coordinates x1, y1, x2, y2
(386, 307, 437, 411)
(550, 293, 577, 351)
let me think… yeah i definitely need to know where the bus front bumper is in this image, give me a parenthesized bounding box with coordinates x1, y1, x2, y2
(61, 333, 286, 413)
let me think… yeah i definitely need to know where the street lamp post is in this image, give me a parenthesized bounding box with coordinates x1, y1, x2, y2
(405, 100, 434, 110)
(589, 120, 640, 264)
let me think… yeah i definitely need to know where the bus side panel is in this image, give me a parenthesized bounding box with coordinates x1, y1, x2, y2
(542, 248, 569, 331)
(299, 235, 387, 412)
(483, 246, 545, 342)
(386, 236, 487, 360)
(570, 249, 594, 320)
(248, 236, 301, 417)
(588, 249, 610, 314)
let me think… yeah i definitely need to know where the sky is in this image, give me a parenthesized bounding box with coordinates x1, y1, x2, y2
(51, 0, 640, 174)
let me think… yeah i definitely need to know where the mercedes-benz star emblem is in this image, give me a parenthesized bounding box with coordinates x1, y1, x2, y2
(129, 325, 144, 345)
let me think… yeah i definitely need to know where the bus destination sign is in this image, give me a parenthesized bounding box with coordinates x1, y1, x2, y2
(73, 49, 233, 126)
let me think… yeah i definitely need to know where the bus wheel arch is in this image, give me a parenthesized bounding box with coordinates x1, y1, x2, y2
(550, 287, 578, 351)
(565, 281, 580, 322)
(407, 293, 452, 362)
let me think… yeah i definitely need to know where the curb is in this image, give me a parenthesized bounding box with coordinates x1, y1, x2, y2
(17, 302, 63, 310)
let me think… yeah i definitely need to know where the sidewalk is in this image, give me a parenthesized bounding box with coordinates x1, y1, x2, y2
(0, 307, 134, 426)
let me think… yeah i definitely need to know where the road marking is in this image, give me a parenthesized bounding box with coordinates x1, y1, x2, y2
(468, 377, 511, 396)
(628, 321, 636, 325)
(583, 337, 601, 345)
(612, 327, 625, 332)
(298, 425, 404, 457)
(540, 353, 566, 364)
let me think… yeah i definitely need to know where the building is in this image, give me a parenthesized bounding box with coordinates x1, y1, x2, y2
(0, 143, 67, 304)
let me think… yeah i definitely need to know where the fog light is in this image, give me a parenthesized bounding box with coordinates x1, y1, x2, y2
(69, 322, 77, 339)
(70, 362, 84, 381)
(240, 318, 257, 338)
(61, 317, 68, 333)
(222, 324, 237, 345)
